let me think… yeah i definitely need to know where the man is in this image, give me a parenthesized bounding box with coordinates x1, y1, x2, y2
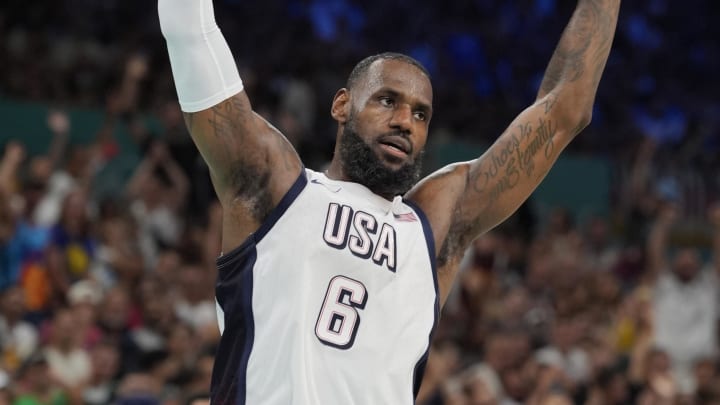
(159, 0, 620, 403)
(646, 204, 720, 393)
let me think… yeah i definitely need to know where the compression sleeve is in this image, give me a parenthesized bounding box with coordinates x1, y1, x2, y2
(158, 0, 244, 113)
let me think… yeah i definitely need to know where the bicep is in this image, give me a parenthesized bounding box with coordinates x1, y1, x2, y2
(182, 91, 302, 203)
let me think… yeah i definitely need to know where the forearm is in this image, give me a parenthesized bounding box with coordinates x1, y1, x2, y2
(125, 158, 154, 198)
(0, 160, 19, 194)
(159, 0, 243, 113)
(160, 158, 190, 208)
(159, 0, 263, 196)
(47, 131, 69, 170)
(537, 0, 621, 114)
(647, 222, 669, 275)
(714, 225, 720, 270)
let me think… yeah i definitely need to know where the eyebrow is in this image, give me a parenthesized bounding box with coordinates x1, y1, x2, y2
(377, 87, 433, 115)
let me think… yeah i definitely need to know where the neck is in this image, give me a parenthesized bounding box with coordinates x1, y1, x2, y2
(325, 158, 347, 181)
(324, 161, 395, 200)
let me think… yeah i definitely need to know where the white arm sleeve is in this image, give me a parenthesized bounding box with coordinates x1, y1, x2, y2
(158, 0, 244, 113)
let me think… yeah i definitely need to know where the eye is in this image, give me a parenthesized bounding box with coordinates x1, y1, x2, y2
(413, 111, 426, 121)
(379, 96, 394, 107)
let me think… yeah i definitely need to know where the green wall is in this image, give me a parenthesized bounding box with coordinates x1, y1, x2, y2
(0, 99, 611, 215)
(0, 99, 148, 198)
(431, 140, 611, 220)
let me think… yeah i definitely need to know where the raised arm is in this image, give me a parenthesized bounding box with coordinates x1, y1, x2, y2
(159, 0, 302, 251)
(0, 142, 25, 195)
(709, 204, 720, 273)
(645, 205, 676, 283)
(407, 0, 620, 303)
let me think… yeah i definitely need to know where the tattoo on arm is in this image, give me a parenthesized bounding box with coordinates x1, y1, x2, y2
(470, 114, 558, 209)
(538, 0, 618, 98)
(439, 0, 619, 264)
(440, 103, 570, 263)
(539, 0, 599, 95)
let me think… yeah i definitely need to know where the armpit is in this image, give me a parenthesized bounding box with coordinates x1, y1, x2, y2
(227, 161, 273, 223)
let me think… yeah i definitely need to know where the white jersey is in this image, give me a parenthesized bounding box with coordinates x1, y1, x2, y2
(212, 169, 439, 405)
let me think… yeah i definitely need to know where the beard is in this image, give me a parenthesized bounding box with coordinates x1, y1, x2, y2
(338, 118, 423, 198)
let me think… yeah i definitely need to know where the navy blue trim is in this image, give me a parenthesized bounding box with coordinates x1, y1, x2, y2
(217, 170, 308, 269)
(210, 170, 306, 404)
(235, 249, 255, 405)
(211, 245, 257, 405)
(402, 199, 440, 401)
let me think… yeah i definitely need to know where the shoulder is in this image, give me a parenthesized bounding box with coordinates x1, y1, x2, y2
(405, 163, 472, 246)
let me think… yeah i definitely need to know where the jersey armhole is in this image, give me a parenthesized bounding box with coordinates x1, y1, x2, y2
(217, 169, 308, 269)
(402, 198, 440, 399)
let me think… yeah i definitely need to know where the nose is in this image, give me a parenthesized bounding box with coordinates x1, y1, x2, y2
(389, 103, 412, 134)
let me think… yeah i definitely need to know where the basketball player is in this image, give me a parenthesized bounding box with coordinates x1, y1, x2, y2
(158, 0, 620, 403)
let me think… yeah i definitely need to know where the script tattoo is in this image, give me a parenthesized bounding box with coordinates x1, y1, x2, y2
(470, 116, 557, 208)
(209, 101, 246, 143)
(439, 110, 560, 264)
(439, 0, 619, 265)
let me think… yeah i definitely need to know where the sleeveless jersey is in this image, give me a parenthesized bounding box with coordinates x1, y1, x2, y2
(211, 169, 439, 405)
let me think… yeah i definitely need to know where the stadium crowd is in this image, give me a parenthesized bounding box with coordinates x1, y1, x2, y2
(1, 0, 720, 404)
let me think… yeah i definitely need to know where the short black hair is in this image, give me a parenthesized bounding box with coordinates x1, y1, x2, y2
(346, 52, 431, 90)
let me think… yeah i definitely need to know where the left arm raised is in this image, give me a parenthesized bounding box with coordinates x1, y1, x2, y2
(407, 0, 620, 303)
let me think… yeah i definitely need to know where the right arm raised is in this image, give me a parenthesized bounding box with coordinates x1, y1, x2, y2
(159, 0, 302, 250)
(646, 204, 676, 283)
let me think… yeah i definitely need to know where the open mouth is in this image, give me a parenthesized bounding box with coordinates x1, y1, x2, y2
(378, 136, 411, 158)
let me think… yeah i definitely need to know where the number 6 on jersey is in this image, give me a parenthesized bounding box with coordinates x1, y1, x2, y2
(315, 276, 368, 349)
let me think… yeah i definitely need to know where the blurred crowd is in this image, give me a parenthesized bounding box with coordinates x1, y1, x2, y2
(1, 0, 720, 404)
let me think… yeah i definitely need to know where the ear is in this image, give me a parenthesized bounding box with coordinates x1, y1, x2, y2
(330, 88, 350, 124)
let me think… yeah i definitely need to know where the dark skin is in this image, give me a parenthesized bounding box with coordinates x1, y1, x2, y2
(182, 0, 621, 306)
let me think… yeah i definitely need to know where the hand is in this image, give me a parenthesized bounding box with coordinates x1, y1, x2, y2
(708, 203, 720, 229)
(126, 54, 149, 80)
(656, 203, 679, 226)
(3, 141, 25, 165)
(149, 142, 170, 163)
(47, 110, 71, 134)
(105, 91, 125, 115)
(639, 136, 658, 156)
(649, 373, 677, 401)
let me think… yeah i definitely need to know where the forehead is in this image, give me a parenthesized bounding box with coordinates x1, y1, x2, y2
(359, 59, 433, 104)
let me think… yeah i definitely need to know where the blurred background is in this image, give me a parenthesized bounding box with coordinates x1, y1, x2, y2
(0, 0, 719, 404)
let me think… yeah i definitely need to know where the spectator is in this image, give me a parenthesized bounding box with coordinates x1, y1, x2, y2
(45, 190, 96, 304)
(126, 141, 189, 260)
(646, 203, 720, 392)
(93, 212, 144, 289)
(12, 351, 69, 405)
(82, 340, 120, 405)
(43, 309, 91, 390)
(0, 143, 50, 292)
(113, 373, 162, 405)
(1, 0, 720, 402)
(173, 264, 215, 333)
(66, 280, 103, 349)
(151, 323, 199, 390)
(0, 286, 38, 370)
(535, 315, 591, 391)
